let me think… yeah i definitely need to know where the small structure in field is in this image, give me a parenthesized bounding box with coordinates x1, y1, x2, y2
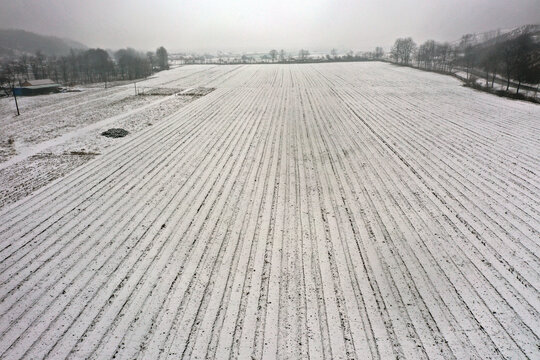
(14, 79, 61, 96)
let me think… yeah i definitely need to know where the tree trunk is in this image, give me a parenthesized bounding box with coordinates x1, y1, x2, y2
(516, 81, 521, 95)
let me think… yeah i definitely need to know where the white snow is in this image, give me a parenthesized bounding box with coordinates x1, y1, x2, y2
(0, 62, 539, 359)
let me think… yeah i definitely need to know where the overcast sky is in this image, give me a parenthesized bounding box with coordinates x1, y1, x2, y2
(1, 0, 539, 53)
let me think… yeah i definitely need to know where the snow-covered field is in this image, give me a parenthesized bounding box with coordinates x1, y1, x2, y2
(0, 62, 539, 359)
(0, 67, 220, 207)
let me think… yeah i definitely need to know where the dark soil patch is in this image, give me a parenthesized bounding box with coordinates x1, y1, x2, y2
(68, 151, 101, 156)
(101, 128, 129, 138)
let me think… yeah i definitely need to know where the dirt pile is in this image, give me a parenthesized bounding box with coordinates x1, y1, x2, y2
(101, 128, 129, 138)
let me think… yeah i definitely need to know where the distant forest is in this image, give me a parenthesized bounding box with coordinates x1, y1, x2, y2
(0, 45, 169, 91)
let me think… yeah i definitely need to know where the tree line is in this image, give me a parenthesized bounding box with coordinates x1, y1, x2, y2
(389, 32, 540, 95)
(1, 46, 169, 91)
(184, 48, 382, 65)
(262, 48, 382, 63)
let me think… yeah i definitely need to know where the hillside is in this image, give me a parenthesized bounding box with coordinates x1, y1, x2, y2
(455, 24, 540, 48)
(0, 29, 87, 57)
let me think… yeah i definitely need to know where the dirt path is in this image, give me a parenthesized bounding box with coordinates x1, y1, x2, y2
(0, 63, 538, 359)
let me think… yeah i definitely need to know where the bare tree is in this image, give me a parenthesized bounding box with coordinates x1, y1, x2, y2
(463, 45, 476, 81)
(269, 49, 278, 62)
(59, 56, 69, 84)
(391, 38, 416, 64)
(0, 61, 17, 94)
(436, 43, 451, 71)
(19, 54, 29, 79)
(33, 50, 46, 79)
(146, 51, 156, 70)
(298, 49, 310, 61)
(116, 48, 152, 80)
(416, 43, 426, 67)
(374, 47, 384, 59)
(156, 46, 169, 70)
(510, 34, 537, 94)
(478, 46, 498, 87)
(279, 49, 286, 62)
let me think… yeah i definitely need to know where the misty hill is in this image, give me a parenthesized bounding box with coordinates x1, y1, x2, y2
(0, 29, 87, 57)
(455, 24, 540, 49)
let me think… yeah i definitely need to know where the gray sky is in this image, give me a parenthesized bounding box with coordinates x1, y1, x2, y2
(1, 0, 538, 53)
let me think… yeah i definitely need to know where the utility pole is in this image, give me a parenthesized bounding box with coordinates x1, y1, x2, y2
(12, 86, 20, 116)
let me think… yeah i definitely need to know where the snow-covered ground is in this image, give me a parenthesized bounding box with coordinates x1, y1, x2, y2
(0, 62, 539, 359)
(0, 67, 219, 207)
